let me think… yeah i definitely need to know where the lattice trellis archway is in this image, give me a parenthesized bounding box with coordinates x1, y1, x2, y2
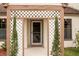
(7, 5, 64, 56)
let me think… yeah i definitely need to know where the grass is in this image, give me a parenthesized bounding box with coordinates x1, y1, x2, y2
(64, 47, 79, 56)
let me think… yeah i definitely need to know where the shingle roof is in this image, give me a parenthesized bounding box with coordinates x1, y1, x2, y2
(64, 6, 79, 14)
(0, 5, 6, 13)
(0, 4, 79, 14)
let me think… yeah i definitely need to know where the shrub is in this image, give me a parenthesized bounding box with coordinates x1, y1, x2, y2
(1, 40, 6, 50)
(51, 16, 61, 56)
(10, 16, 18, 56)
(76, 31, 79, 48)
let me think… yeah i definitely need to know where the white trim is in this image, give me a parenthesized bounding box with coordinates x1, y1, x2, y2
(9, 3, 61, 5)
(0, 16, 7, 18)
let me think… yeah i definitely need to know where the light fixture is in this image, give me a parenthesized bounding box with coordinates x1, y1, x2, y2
(2, 19, 5, 22)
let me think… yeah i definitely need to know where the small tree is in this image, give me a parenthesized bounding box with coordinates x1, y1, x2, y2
(76, 31, 79, 48)
(10, 16, 18, 56)
(51, 16, 60, 56)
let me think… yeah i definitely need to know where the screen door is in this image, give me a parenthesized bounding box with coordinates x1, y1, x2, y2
(31, 20, 42, 46)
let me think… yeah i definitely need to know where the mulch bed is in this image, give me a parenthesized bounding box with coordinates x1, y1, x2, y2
(0, 49, 6, 56)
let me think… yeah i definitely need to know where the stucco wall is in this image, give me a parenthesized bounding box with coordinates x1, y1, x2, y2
(24, 19, 28, 48)
(24, 19, 48, 48)
(64, 15, 79, 47)
(43, 19, 48, 49)
(23, 19, 48, 55)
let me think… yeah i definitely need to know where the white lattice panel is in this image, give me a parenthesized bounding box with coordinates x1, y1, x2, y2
(16, 19, 23, 56)
(10, 10, 60, 18)
(10, 10, 61, 56)
(10, 19, 23, 56)
(49, 19, 55, 55)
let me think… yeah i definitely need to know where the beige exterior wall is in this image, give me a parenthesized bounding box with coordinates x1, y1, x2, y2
(27, 19, 31, 47)
(64, 15, 79, 47)
(43, 19, 48, 49)
(24, 19, 28, 48)
(24, 19, 48, 55)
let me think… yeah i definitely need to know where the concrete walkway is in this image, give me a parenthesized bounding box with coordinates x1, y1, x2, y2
(24, 47, 47, 56)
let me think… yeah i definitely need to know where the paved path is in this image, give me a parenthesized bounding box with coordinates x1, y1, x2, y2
(24, 47, 47, 56)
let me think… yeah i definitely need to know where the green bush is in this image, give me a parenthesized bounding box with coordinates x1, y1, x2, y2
(1, 40, 6, 50)
(51, 16, 61, 56)
(10, 16, 18, 56)
(76, 31, 79, 48)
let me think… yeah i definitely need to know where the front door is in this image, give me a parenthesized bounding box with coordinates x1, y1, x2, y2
(31, 20, 42, 46)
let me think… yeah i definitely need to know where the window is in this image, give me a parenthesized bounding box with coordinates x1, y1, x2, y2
(0, 18, 6, 41)
(64, 19, 72, 40)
